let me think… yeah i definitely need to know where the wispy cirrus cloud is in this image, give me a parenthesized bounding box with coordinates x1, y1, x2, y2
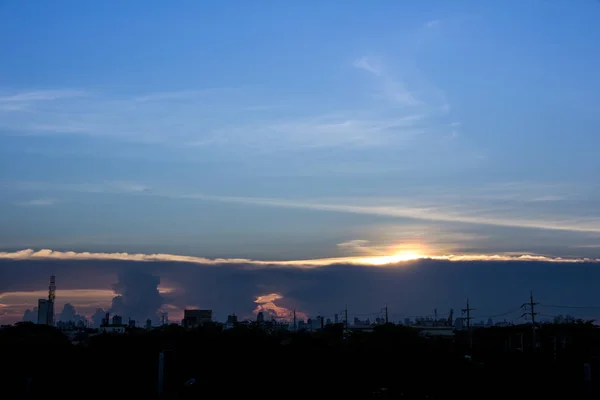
(166, 186, 600, 233)
(337, 239, 371, 251)
(219, 196, 600, 233)
(0, 23, 458, 153)
(15, 198, 57, 206)
(353, 56, 422, 106)
(201, 113, 426, 151)
(351, 50, 458, 146)
(7, 179, 599, 234)
(0, 90, 86, 112)
(352, 57, 383, 76)
(13, 180, 149, 194)
(0, 89, 86, 102)
(0, 85, 428, 151)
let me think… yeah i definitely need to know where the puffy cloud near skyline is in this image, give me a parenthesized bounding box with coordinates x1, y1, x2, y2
(58, 303, 88, 323)
(109, 270, 164, 323)
(253, 293, 308, 321)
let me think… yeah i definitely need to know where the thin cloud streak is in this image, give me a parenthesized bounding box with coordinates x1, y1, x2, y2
(353, 56, 422, 106)
(0, 87, 428, 150)
(8, 179, 598, 233)
(15, 198, 57, 206)
(14, 181, 149, 194)
(177, 193, 600, 233)
(0, 90, 86, 102)
(0, 249, 597, 267)
(206, 113, 426, 150)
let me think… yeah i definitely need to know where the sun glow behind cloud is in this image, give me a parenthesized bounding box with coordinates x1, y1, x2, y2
(0, 286, 178, 322)
(357, 251, 424, 265)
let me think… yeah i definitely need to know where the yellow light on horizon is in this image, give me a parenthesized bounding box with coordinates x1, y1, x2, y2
(359, 250, 425, 265)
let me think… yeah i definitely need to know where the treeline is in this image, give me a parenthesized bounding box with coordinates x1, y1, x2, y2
(0, 322, 599, 399)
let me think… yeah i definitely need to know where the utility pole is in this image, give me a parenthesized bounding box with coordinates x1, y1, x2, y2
(293, 309, 297, 332)
(344, 305, 348, 333)
(521, 291, 538, 350)
(381, 303, 389, 324)
(462, 298, 475, 349)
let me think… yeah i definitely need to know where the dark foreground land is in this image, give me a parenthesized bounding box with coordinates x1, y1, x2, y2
(1, 322, 599, 399)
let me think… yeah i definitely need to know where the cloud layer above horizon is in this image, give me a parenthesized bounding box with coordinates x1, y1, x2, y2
(1, 1, 600, 304)
(2, 256, 600, 327)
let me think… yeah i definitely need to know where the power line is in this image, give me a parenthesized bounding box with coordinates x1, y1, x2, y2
(538, 313, 562, 318)
(540, 303, 600, 310)
(475, 307, 523, 320)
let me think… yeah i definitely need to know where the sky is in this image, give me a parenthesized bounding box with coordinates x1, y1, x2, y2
(1, 1, 600, 324)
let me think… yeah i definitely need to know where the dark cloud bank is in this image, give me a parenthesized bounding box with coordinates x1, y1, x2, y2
(2, 258, 600, 323)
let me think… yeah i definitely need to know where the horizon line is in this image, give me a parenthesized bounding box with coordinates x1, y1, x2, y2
(1, 248, 598, 267)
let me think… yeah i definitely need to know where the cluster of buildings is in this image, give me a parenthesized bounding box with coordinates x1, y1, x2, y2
(23, 276, 525, 338)
(98, 312, 147, 333)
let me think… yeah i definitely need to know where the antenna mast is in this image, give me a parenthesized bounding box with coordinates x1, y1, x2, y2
(48, 275, 56, 325)
(48, 275, 56, 302)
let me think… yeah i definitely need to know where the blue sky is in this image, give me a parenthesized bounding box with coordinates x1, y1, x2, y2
(1, 0, 600, 260)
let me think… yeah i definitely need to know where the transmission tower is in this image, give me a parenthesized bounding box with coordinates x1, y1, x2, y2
(344, 305, 348, 333)
(380, 303, 389, 324)
(521, 291, 538, 349)
(462, 298, 475, 349)
(293, 309, 297, 332)
(48, 275, 56, 325)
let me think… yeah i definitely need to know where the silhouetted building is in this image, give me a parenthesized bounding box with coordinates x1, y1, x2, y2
(257, 311, 273, 323)
(99, 324, 126, 334)
(306, 317, 323, 331)
(37, 299, 50, 325)
(224, 314, 238, 329)
(36, 275, 56, 325)
(146, 319, 152, 330)
(99, 312, 127, 334)
(454, 317, 464, 331)
(182, 309, 212, 328)
(101, 312, 110, 327)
